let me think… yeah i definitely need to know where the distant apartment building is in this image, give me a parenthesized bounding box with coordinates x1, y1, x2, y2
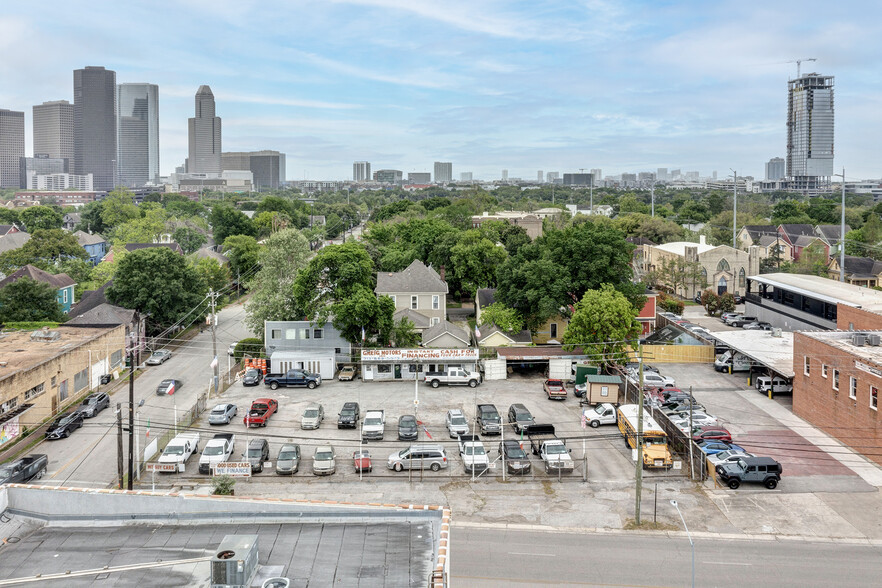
(656, 168, 668, 181)
(117, 83, 159, 187)
(25, 173, 93, 191)
(188, 85, 222, 174)
(73, 66, 117, 191)
(787, 73, 834, 193)
(408, 172, 431, 184)
(563, 173, 592, 186)
(222, 150, 285, 190)
(353, 161, 371, 182)
(14, 191, 103, 207)
(546, 171, 560, 183)
(537, 170, 544, 183)
(460, 172, 473, 182)
(766, 157, 786, 181)
(19, 155, 67, 188)
(169, 170, 252, 193)
(433, 162, 452, 183)
(0, 109, 25, 189)
(373, 169, 402, 183)
(33, 100, 74, 165)
(501, 169, 508, 181)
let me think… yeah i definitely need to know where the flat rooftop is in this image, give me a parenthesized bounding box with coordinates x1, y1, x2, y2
(707, 329, 795, 378)
(0, 485, 448, 587)
(0, 326, 120, 382)
(800, 330, 882, 366)
(750, 273, 882, 312)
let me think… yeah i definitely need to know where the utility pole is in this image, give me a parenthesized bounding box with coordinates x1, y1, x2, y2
(840, 167, 846, 282)
(210, 289, 219, 397)
(116, 403, 124, 490)
(650, 185, 655, 217)
(635, 346, 645, 525)
(730, 169, 738, 248)
(127, 348, 134, 490)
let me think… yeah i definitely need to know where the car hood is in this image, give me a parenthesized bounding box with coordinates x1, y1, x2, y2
(277, 458, 298, 467)
(302, 417, 320, 425)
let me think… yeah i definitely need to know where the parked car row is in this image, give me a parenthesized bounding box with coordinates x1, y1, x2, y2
(721, 312, 771, 331)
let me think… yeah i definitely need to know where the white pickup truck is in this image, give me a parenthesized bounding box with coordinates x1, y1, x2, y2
(424, 367, 481, 388)
(458, 434, 489, 474)
(527, 424, 574, 474)
(198, 433, 236, 474)
(158, 432, 200, 472)
(361, 410, 385, 441)
(582, 403, 618, 428)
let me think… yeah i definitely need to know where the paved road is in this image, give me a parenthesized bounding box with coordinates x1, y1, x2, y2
(39, 302, 254, 488)
(452, 525, 882, 587)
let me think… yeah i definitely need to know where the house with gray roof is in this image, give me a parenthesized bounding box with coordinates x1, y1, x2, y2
(0, 231, 30, 255)
(828, 255, 882, 288)
(0, 264, 76, 312)
(421, 320, 471, 348)
(74, 230, 107, 265)
(376, 259, 448, 328)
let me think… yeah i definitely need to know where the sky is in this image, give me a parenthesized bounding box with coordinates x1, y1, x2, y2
(1, 0, 880, 182)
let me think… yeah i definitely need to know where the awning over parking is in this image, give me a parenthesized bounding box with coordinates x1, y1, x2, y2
(707, 330, 795, 379)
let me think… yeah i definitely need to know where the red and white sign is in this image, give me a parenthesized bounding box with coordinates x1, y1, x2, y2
(145, 462, 178, 473)
(361, 348, 479, 362)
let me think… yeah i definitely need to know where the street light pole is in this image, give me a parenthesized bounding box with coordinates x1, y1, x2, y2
(671, 500, 695, 588)
(834, 168, 846, 281)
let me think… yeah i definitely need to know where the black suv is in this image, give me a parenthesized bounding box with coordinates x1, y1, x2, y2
(337, 402, 360, 429)
(45, 412, 84, 440)
(78, 392, 110, 418)
(476, 404, 501, 435)
(716, 456, 782, 489)
(245, 438, 270, 473)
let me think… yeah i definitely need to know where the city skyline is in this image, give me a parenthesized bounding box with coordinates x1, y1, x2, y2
(0, 1, 879, 181)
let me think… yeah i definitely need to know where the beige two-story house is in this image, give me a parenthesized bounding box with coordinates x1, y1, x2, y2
(375, 260, 448, 332)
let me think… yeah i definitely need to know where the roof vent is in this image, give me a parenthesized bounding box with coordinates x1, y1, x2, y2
(211, 535, 259, 588)
(30, 330, 61, 342)
(868, 334, 881, 346)
(771, 328, 783, 337)
(852, 333, 867, 347)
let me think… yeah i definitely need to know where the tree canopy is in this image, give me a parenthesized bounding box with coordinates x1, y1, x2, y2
(0, 278, 64, 322)
(562, 284, 640, 369)
(19, 206, 63, 231)
(244, 228, 311, 335)
(210, 204, 256, 244)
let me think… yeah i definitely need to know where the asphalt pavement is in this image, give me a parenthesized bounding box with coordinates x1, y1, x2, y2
(38, 301, 254, 488)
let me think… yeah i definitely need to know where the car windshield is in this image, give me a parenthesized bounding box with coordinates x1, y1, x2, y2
(483, 414, 500, 423)
(516, 412, 532, 421)
(279, 450, 298, 460)
(592, 405, 606, 415)
(82, 398, 95, 405)
(247, 447, 264, 457)
(464, 445, 485, 456)
(451, 417, 466, 426)
(400, 418, 415, 426)
(341, 409, 355, 416)
(304, 410, 319, 418)
(354, 451, 368, 458)
(0, 466, 14, 477)
(245, 370, 258, 377)
(364, 417, 380, 425)
(164, 445, 185, 456)
(316, 451, 332, 460)
(507, 446, 527, 459)
(211, 408, 226, 415)
(545, 444, 567, 454)
(203, 446, 224, 456)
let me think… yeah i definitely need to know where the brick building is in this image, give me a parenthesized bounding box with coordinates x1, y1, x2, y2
(793, 330, 882, 466)
(0, 326, 125, 451)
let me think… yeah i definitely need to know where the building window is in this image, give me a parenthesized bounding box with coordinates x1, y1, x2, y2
(822, 364, 828, 378)
(550, 323, 558, 338)
(51, 376, 57, 387)
(63, 289, 68, 303)
(25, 383, 45, 400)
(850, 377, 857, 399)
(74, 368, 89, 392)
(58, 380, 68, 401)
(110, 349, 123, 368)
(431, 317, 440, 326)
(313, 329, 323, 339)
(433, 295, 440, 310)
(600, 386, 609, 397)
(299, 328, 310, 340)
(833, 370, 839, 391)
(0, 398, 17, 415)
(286, 329, 298, 339)
(390, 295, 396, 306)
(411, 295, 418, 310)
(872, 386, 878, 411)
(739, 268, 746, 288)
(377, 364, 391, 373)
(271, 329, 282, 339)
(804, 356, 810, 376)
(717, 258, 730, 272)
(335, 347, 341, 354)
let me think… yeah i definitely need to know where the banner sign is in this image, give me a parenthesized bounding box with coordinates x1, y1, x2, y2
(213, 462, 252, 477)
(361, 348, 479, 362)
(146, 462, 178, 473)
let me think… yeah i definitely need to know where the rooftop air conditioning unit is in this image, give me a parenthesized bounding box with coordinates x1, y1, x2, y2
(868, 334, 881, 346)
(211, 535, 260, 588)
(771, 328, 783, 338)
(852, 333, 867, 347)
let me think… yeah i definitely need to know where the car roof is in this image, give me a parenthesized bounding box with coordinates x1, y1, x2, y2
(448, 408, 464, 416)
(510, 403, 528, 411)
(741, 456, 779, 465)
(248, 439, 267, 447)
(407, 444, 444, 451)
(280, 443, 299, 450)
(342, 402, 358, 408)
(211, 404, 228, 410)
(399, 415, 416, 421)
(315, 445, 333, 452)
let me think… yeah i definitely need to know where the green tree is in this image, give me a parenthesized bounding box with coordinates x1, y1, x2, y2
(106, 247, 206, 333)
(292, 242, 374, 322)
(222, 235, 260, 277)
(0, 208, 20, 225)
(676, 200, 710, 223)
(718, 292, 736, 313)
(256, 195, 294, 216)
(173, 227, 207, 254)
(0, 229, 88, 273)
(111, 206, 168, 244)
(19, 205, 63, 231)
(74, 201, 106, 234)
(562, 285, 640, 370)
(391, 317, 420, 347)
(477, 302, 524, 332)
(618, 195, 650, 215)
(331, 286, 396, 345)
(449, 230, 507, 293)
(192, 256, 231, 293)
(700, 289, 721, 316)
(771, 199, 812, 224)
(244, 229, 311, 335)
(0, 277, 65, 322)
(790, 240, 830, 276)
(100, 187, 140, 228)
(703, 191, 728, 216)
(210, 204, 256, 244)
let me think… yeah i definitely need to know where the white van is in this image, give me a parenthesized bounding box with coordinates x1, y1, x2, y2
(755, 376, 792, 393)
(714, 350, 751, 372)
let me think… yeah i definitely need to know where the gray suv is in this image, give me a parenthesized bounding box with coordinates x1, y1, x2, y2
(244, 438, 270, 473)
(78, 392, 110, 418)
(387, 444, 449, 472)
(716, 456, 782, 489)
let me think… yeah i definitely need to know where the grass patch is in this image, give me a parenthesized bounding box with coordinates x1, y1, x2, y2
(623, 518, 679, 531)
(541, 480, 555, 496)
(3, 321, 61, 330)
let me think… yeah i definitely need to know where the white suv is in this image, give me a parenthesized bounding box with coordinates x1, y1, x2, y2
(446, 409, 470, 438)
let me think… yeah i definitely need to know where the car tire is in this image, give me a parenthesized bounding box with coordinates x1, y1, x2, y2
(64, 430, 71, 438)
(590, 420, 600, 428)
(393, 462, 403, 472)
(765, 478, 778, 489)
(270, 382, 279, 390)
(430, 462, 441, 472)
(37, 468, 46, 479)
(468, 379, 477, 388)
(308, 382, 316, 389)
(431, 379, 440, 388)
(728, 479, 741, 489)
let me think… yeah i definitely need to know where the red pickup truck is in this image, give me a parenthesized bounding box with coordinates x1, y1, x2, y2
(543, 379, 567, 401)
(244, 398, 278, 427)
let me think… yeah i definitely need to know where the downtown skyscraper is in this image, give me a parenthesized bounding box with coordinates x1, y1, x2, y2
(33, 100, 74, 165)
(786, 73, 834, 193)
(188, 85, 222, 173)
(434, 161, 452, 183)
(0, 109, 25, 189)
(117, 83, 159, 187)
(74, 66, 117, 190)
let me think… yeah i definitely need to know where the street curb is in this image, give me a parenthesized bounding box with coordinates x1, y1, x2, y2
(451, 520, 882, 546)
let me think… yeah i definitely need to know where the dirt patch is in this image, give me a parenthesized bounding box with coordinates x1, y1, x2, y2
(541, 480, 555, 496)
(623, 518, 678, 531)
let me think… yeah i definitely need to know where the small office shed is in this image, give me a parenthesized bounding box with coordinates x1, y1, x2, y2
(584, 374, 624, 405)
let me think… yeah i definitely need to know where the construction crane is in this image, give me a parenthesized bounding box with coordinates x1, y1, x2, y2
(788, 58, 817, 78)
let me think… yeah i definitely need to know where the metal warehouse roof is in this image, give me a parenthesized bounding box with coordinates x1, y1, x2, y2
(585, 375, 623, 384)
(706, 329, 795, 379)
(749, 273, 882, 312)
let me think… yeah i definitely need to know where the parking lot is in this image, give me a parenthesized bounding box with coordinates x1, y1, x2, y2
(154, 372, 691, 486)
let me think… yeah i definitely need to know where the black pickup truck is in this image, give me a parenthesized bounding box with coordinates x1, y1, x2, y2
(0, 454, 49, 485)
(264, 369, 322, 390)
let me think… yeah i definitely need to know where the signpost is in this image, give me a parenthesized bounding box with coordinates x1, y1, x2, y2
(213, 462, 252, 477)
